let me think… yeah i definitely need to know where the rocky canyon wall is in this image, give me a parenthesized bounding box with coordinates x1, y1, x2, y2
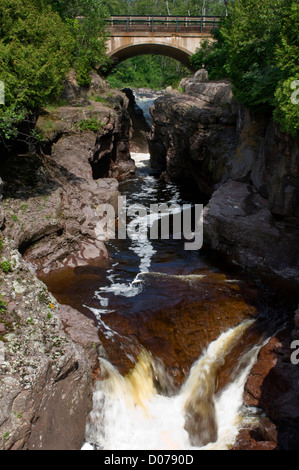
(0, 74, 135, 449)
(148, 76, 299, 285)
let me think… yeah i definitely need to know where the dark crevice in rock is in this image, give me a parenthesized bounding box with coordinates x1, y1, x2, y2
(18, 228, 64, 257)
(90, 133, 117, 179)
(40, 131, 65, 158)
(54, 361, 80, 383)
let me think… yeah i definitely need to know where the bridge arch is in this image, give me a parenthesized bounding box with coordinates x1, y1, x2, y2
(107, 42, 195, 72)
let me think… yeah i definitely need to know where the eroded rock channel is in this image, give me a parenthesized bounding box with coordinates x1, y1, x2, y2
(0, 75, 298, 450)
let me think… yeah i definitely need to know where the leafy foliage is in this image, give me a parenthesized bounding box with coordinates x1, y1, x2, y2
(108, 55, 191, 90)
(190, 19, 230, 80)
(225, 0, 285, 111)
(47, 0, 109, 86)
(79, 118, 104, 132)
(0, 0, 110, 143)
(190, 0, 299, 135)
(273, 1, 299, 136)
(0, 0, 74, 139)
(0, 0, 74, 109)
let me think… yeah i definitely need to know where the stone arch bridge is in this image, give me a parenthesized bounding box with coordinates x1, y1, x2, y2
(105, 16, 220, 71)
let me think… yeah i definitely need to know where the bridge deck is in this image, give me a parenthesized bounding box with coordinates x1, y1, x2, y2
(106, 16, 221, 35)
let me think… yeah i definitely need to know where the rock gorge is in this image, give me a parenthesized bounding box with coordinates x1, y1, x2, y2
(149, 78, 299, 284)
(0, 69, 298, 450)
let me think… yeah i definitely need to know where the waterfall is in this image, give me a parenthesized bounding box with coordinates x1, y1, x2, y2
(83, 320, 263, 451)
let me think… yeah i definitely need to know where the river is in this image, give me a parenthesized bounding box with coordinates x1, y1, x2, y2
(42, 90, 294, 451)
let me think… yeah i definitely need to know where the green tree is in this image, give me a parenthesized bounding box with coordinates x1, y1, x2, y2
(107, 55, 191, 90)
(47, 0, 109, 86)
(190, 0, 299, 135)
(273, 0, 299, 136)
(0, 0, 74, 140)
(103, 0, 129, 15)
(190, 18, 231, 79)
(226, 0, 285, 111)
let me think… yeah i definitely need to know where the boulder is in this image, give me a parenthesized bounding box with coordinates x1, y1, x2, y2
(194, 68, 209, 83)
(178, 78, 233, 106)
(203, 179, 299, 283)
(62, 69, 110, 103)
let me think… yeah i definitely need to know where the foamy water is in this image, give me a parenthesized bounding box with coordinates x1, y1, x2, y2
(83, 321, 264, 451)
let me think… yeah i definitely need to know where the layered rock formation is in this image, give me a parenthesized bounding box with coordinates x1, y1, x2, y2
(149, 77, 299, 284)
(1, 87, 135, 277)
(232, 323, 299, 450)
(148, 82, 238, 192)
(0, 76, 134, 449)
(204, 179, 299, 284)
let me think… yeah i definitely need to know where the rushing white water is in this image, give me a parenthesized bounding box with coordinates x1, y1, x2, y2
(83, 320, 264, 451)
(134, 89, 165, 127)
(87, 152, 183, 309)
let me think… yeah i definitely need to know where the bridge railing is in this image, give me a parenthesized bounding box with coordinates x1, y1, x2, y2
(105, 16, 221, 34)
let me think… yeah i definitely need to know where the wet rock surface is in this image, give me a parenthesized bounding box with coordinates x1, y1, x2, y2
(86, 272, 258, 387)
(2, 164, 118, 276)
(233, 323, 299, 450)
